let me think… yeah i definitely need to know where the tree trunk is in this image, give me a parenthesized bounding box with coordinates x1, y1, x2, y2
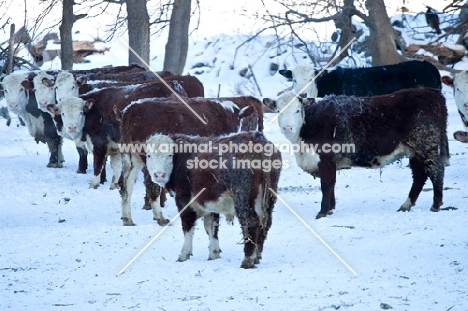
(330, 0, 356, 66)
(60, 0, 75, 70)
(365, 0, 405, 66)
(163, 0, 191, 75)
(126, 0, 150, 68)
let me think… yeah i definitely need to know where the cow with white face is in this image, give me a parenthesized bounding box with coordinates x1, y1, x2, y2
(278, 64, 318, 98)
(0, 71, 64, 168)
(442, 72, 468, 143)
(33, 71, 57, 112)
(54, 71, 86, 102)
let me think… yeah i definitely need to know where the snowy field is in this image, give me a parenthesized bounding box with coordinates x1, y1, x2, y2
(1, 4, 468, 311)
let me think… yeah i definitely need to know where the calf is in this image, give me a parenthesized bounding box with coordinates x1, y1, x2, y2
(119, 96, 260, 226)
(264, 88, 447, 218)
(279, 60, 442, 98)
(144, 131, 281, 268)
(441, 72, 468, 143)
(0, 72, 63, 168)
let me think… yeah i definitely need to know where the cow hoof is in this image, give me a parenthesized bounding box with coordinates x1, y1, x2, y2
(109, 183, 119, 190)
(121, 217, 135, 226)
(155, 218, 170, 226)
(208, 250, 221, 260)
(240, 258, 255, 269)
(430, 206, 440, 212)
(315, 213, 327, 219)
(89, 184, 99, 189)
(76, 169, 86, 174)
(177, 254, 191, 262)
(47, 162, 63, 168)
(142, 204, 151, 210)
(397, 206, 411, 212)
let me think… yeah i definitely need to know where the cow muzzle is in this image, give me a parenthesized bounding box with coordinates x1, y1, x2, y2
(152, 172, 168, 186)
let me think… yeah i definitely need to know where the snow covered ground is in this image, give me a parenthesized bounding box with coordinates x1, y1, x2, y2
(1, 5, 468, 311)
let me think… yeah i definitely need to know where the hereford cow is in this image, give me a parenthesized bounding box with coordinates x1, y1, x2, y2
(143, 131, 281, 268)
(49, 79, 191, 190)
(278, 60, 442, 98)
(118, 96, 259, 226)
(0, 72, 63, 168)
(441, 72, 468, 143)
(263, 88, 447, 218)
(33, 71, 89, 173)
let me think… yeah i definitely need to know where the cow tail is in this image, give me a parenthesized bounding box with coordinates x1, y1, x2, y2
(439, 95, 450, 166)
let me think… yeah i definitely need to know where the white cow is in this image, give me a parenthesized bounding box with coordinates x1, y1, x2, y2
(278, 64, 318, 98)
(0, 71, 64, 167)
(442, 72, 468, 142)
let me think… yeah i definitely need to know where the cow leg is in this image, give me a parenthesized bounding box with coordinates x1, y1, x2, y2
(45, 136, 63, 168)
(317, 156, 337, 219)
(177, 196, 199, 262)
(142, 167, 155, 210)
(109, 152, 122, 190)
(89, 144, 108, 189)
(76, 146, 88, 174)
(141, 167, 169, 225)
(398, 156, 428, 212)
(119, 153, 143, 226)
(427, 157, 444, 212)
(204, 213, 221, 260)
(160, 188, 167, 207)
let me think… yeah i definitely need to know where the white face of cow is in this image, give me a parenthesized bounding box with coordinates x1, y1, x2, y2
(145, 134, 175, 186)
(1, 72, 31, 115)
(291, 65, 318, 98)
(452, 71, 468, 126)
(275, 92, 305, 142)
(33, 71, 56, 112)
(56, 97, 91, 139)
(55, 72, 80, 102)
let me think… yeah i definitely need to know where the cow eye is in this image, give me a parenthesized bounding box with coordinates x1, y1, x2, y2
(147, 154, 151, 158)
(293, 79, 297, 83)
(61, 112, 64, 116)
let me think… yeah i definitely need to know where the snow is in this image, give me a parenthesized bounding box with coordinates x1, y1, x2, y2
(1, 7, 468, 311)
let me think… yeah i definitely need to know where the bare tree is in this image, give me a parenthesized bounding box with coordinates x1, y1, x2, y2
(126, 0, 150, 67)
(60, 0, 86, 70)
(163, 0, 191, 75)
(259, 0, 404, 66)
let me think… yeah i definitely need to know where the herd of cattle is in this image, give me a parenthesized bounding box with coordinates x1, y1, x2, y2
(0, 60, 466, 268)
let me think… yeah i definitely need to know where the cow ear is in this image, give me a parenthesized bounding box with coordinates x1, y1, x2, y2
(20, 80, 33, 91)
(42, 77, 55, 88)
(84, 99, 94, 113)
(441, 76, 454, 87)
(76, 75, 87, 86)
(26, 71, 36, 82)
(298, 97, 315, 107)
(278, 69, 292, 81)
(46, 104, 59, 116)
(239, 105, 254, 118)
(262, 98, 278, 112)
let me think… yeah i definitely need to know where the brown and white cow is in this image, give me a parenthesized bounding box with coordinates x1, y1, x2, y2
(118, 96, 260, 226)
(144, 131, 281, 268)
(264, 88, 447, 218)
(0, 71, 63, 168)
(441, 72, 468, 143)
(50, 79, 191, 190)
